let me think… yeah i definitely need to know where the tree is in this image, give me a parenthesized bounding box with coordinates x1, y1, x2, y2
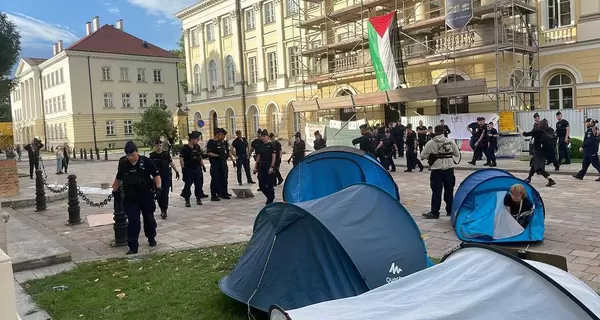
(169, 33, 188, 93)
(133, 103, 178, 146)
(0, 13, 21, 122)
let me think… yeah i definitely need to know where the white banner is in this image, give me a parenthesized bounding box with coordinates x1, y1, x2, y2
(304, 123, 326, 151)
(445, 113, 499, 140)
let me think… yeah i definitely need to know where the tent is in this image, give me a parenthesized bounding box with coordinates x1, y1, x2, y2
(451, 168, 545, 243)
(268, 244, 600, 320)
(219, 184, 430, 312)
(282, 146, 399, 203)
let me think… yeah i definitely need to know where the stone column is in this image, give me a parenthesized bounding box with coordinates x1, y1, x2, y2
(28, 79, 35, 120)
(230, 10, 243, 95)
(254, 2, 267, 91)
(274, 0, 287, 88)
(23, 80, 30, 121)
(214, 17, 225, 97)
(183, 29, 193, 96)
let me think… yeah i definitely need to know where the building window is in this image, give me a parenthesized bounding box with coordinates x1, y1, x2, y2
(248, 57, 258, 84)
(122, 93, 131, 108)
(62, 95, 66, 111)
(251, 107, 259, 133)
(548, 73, 574, 109)
(43, 78, 46, 89)
(208, 60, 218, 90)
(206, 23, 214, 41)
(124, 120, 133, 135)
(55, 71, 59, 85)
(103, 93, 114, 108)
(52, 97, 57, 113)
(439, 75, 469, 114)
(293, 112, 301, 133)
(139, 93, 148, 108)
(227, 109, 236, 133)
(51, 73, 56, 86)
(155, 93, 165, 106)
(153, 69, 162, 82)
(102, 67, 112, 80)
(548, 0, 572, 29)
(57, 95, 62, 111)
(225, 56, 235, 87)
(267, 52, 278, 81)
(222, 16, 232, 36)
(120, 67, 129, 81)
(59, 68, 64, 83)
(288, 46, 300, 77)
(264, 2, 275, 24)
(193, 64, 202, 93)
(245, 9, 255, 30)
(137, 68, 146, 82)
(105, 120, 115, 135)
(286, 0, 298, 16)
(191, 28, 199, 47)
(63, 123, 67, 139)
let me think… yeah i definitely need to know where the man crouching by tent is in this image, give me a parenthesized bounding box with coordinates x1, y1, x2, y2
(420, 125, 461, 219)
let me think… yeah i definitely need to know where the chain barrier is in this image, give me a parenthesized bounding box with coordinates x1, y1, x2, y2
(77, 186, 113, 208)
(41, 178, 69, 194)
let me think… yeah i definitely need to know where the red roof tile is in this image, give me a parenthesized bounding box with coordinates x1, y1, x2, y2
(67, 25, 178, 59)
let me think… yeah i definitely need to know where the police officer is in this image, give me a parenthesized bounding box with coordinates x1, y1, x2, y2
(416, 121, 428, 155)
(439, 119, 451, 138)
(112, 141, 162, 255)
(381, 129, 397, 172)
(231, 130, 255, 185)
(556, 111, 571, 165)
(352, 124, 377, 157)
(250, 129, 263, 162)
(25, 137, 44, 179)
(269, 133, 285, 185)
(467, 117, 488, 165)
(149, 140, 180, 219)
(179, 131, 206, 207)
(392, 121, 406, 158)
(484, 122, 498, 167)
(288, 132, 306, 167)
(206, 128, 230, 201)
(420, 125, 460, 219)
(405, 124, 424, 172)
(254, 129, 276, 204)
(313, 130, 326, 150)
(221, 129, 235, 198)
(573, 118, 600, 181)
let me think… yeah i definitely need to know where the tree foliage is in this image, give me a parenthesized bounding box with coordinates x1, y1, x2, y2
(133, 103, 178, 145)
(0, 13, 21, 122)
(169, 33, 188, 93)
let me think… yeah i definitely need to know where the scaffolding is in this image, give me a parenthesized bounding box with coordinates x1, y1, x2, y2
(289, 0, 539, 122)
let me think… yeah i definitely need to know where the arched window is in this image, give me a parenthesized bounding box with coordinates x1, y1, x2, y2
(226, 108, 236, 133)
(293, 112, 301, 133)
(266, 103, 279, 134)
(210, 111, 218, 135)
(439, 75, 469, 114)
(194, 64, 201, 93)
(248, 106, 259, 133)
(193, 112, 202, 130)
(208, 60, 217, 91)
(548, 73, 573, 109)
(338, 89, 356, 122)
(225, 56, 235, 88)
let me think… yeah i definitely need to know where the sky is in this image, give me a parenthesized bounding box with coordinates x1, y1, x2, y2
(1, 0, 198, 74)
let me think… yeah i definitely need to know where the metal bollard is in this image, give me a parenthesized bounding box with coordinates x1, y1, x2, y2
(112, 190, 128, 246)
(34, 169, 47, 212)
(73, 148, 77, 160)
(104, 148, 108, 161)
(89, 149, 93, 160)
(83, 149, 87, 159)
(67, 175, 82, 225)
(95, 148, 100, 160)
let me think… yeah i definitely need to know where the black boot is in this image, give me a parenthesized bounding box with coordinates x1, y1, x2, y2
(148, 239, 157, 247)
(196, 199, 203, 205)
(185, 199, 191, 207)
(422, 212, 439, 219)
(160, 210, 167, 219)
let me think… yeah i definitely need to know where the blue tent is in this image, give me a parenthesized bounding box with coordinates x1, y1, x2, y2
(282, 146, 399, 203)
(452, 169, 545, 243)
(219, 184, 431, 312)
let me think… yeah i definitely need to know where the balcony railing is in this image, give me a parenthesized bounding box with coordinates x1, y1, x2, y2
(434, 30, 476, 53)
(541, 26, 576, 46)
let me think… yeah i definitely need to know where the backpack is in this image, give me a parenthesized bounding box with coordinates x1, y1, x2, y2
(540, 129, 557, 150)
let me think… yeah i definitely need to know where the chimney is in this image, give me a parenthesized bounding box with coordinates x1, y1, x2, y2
(57, 40, 63, 52)
(116, 19, 123, 31)
(52, 43, 58, 56)
(86, 22, 92, 35)
(92, 16, 100, 32)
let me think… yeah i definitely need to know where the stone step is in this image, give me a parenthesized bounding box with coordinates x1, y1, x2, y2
(6, 214, 71, 272)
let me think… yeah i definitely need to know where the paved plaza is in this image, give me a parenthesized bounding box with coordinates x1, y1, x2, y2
(5, 155, 600, 292)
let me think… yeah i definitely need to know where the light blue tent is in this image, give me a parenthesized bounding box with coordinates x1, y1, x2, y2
(282, 146, 399, 203)
(452, 169, 545, 243)
(219, 184, 431, 312)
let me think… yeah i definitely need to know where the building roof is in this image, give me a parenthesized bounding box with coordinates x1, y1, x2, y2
(66, 24, 178, 59)
(24, 58, 47, 65)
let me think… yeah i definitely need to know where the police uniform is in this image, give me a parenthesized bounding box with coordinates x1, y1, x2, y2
(250, 129, 264, 161)
(232, 131, 255, 185)
(206, 128, 230, 201)
(485, 124, 498, 167)
(270, 133, 284, 185)
(255, 130, 276, 204)
(556, 111, 571, 165)
(573, 119, 600, 181)
(179, 131, 205, 206)
(149, 141, 179, 219)
(405, 125, 424, 172)
(290, 132, 306, 167)
(352, 124, 377, 157)
(381, 132, 396, 172)
(468, 117, 488, 165)
(114, 141, 161, 254)
(420, 126, 460, 219)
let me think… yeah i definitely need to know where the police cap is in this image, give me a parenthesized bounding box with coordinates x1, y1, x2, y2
(269, 132, 275, 138)
(261, 129, 269, 136)
(556, 111, 562, 116)
(533, 112, 540, 118)
(124, 140, 138, 155)
(359, 124, 368, 130)
(235, 130, 242, 135)
(188, 131, 201, 139)
(477, 117, 485, 121)
(257, 128, 262, 134)
(294, 132, 301, 138)
(154, 139, 162, 145)
(218, 128, 228, 135)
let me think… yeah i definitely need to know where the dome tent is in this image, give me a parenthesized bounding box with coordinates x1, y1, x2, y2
(268, 244, 600, 320)
(451, 168, 545, 243)
(219, 184, 430, 312)
(282, 146, 399, 203)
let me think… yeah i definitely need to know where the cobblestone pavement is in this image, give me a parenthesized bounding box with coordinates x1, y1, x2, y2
(10, 158, 600, 289)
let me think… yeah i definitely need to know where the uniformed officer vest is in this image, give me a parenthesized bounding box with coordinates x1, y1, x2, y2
(150, 152, 170, 177)
(122, 160, 152, 198)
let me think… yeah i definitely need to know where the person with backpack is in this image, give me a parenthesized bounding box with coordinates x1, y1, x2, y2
(522, 119, 556, 187)
(544, 126, 560, 171)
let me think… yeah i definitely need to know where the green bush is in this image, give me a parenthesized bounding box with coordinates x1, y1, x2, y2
(569, 138, 583, 159)
(170, 144, 183, 156)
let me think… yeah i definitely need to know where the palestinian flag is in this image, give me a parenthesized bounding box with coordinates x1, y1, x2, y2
(368, 12, 404, 91)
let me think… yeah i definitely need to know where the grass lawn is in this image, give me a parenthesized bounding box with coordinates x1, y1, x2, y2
(24, 244, 250, 320)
